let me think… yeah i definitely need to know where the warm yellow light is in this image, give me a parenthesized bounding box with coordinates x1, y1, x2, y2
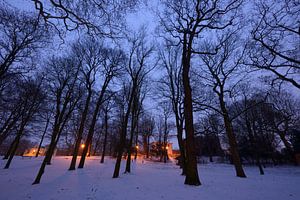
(165, 146, 169, 150)
(135, 145, 139, 149)
(81, 144, 85, 149)
(33, 150, 36, 153)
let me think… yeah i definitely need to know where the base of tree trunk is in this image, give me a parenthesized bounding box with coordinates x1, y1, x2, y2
(184, 177, 201, 186)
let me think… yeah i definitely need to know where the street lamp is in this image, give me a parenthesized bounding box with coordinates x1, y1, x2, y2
(81, 144, 85, 149)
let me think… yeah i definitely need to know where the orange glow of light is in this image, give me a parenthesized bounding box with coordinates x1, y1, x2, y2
(81, 144, 85, 149)
(135, 145, 139, 149)
(165, 146, 169, 150)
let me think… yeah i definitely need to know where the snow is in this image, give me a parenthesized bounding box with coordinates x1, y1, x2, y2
(0, 156, 300, 200)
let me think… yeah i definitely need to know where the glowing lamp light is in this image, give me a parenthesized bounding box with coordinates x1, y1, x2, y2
(165, 146, 169, 150)
(81, 144, 85, 149)
(135, 145, 139, 149)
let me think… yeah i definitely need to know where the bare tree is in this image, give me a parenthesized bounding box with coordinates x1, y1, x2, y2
(68, 38, 102, 170)
(36, 110, 52, 157)
(159, 0, 242, 185)
(3, 77, 45, 169)
(100, 95, 114, 163)
(249, 0, 300, 89)
(31, 0, 139, 37)
(159, 101, 172, 163)
(125, 81, 147, 173)
(32, 55, 82, 184)
(0, 5, 49, 86)
(0, 6, 49, 146)
(113, 31, 154, 178)
(267, 90, 300, 164)
(78, 46, 125, 169)
(158, 46, 185, 173)
(196, 32, 247, 177)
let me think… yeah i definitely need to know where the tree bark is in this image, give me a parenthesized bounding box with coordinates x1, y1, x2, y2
(113, 122, 128, 178)
(78, 78, 109, 169)
(220, 99, 246, 178)
(125, 114, 136, 173)
(246, 116, 264, 175)
(36, 118, 50, 157)
(134, 121, 139, 160)
(33, 123, 60, 184)
(182, 33, 201, 186)
(113, 82, 136, 178)
(3, 136, 17, 160)
(100, 110, 109, 163)
(69, 92, 92, 170)
(4, 133, 21, 169)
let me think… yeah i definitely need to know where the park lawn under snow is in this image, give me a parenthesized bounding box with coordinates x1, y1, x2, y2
(0, 156, 299, 200)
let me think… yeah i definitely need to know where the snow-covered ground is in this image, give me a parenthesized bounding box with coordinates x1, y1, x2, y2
(0, 156, 299, 200)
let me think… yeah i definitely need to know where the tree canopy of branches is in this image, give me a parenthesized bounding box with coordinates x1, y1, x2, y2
(249, 0, 300, 89)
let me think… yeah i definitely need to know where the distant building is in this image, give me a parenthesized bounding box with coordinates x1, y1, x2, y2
(23, 146, 57, 157)
(23, 147, 46, 157)
(150, 141, 173, 156)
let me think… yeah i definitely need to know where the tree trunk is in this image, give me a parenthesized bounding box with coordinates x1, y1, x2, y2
(125, 99, 139, 172)
(69, 92, 92, 170)
(125, 115, 136, 173)
(32, 140, 54, 184)
(113, 82, 136, 178)
(4, 119, 28, 169)
(33, 124, 60, 184)
(36, 118, 50, 157)
(0, 116, 20, 147)
(113, 124, 127, 178)
(134, 121, 139, 160)
(246, 118, 264, 175)
(78, 80, 109, 169)
(278, 131, 297, 164)
(176, 122, 186, 175)
(220, 99, 246, 178)
(4, 134, 21, 169)
(100, 111, 109, 163)
(3, 136, 18, 160)
(256, 157, 264, 175)
(182, 34, 201, 186)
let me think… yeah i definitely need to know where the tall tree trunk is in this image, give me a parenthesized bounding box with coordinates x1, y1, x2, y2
(246, 118, 264, 175)
(3, 136, 18, 160)
(36, 118, 50, 157)
(4, 133, 21, 169)
(47, 116, 70, 165)
(113, 83, 135, 178)
(113, 123, 128, 178)
(125, 114, 136, 173)
(100, 112, 108, 163)
(69, 92, 92, 170)
(32, 124, 60, 184)
(78, 80, 109, 169)
(176, 120, 186, 175)
(4, 119, 27, 168)
(134, 121, 139, 160)
(220, 99, 246, 178)
(278, 131, 297, 164)
(0, 115, 20, 147)
(182, 34, 201, 186)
